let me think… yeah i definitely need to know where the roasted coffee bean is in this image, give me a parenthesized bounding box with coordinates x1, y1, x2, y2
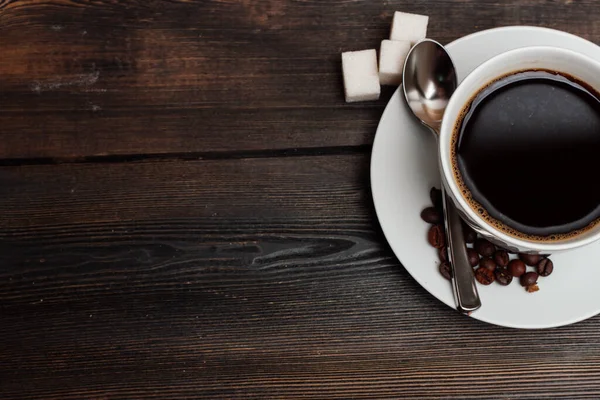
(438, 247, 448, 263)
(495, 268, 513, 286)
(467, 249, 480, 267)
(439, 262, 452, 280)
(493, 250, 510, 268)
(520, 271, 539, 287)
(475, 267, 495, 285)
(508, 259, 526, 277)
(427, 225, 446, 249)
(474, 238, 495, 257)
(479, 257, 497, 271)
(430, 187, 443, 209)
(421, 207, 442, 224)
(463, 225, 477, 244)
(519, 253, 542, 266)
(537, 258, 554, 277)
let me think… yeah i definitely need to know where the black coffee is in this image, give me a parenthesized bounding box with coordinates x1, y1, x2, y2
(453, 70, 600, 240)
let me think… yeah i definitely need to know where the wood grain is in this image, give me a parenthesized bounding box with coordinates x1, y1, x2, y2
(1, 0, 599, 159)
(3, 1, 600, 399)
(3, 155, 600, 399)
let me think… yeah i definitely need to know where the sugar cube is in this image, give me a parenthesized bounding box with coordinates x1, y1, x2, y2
(341, 49, 380, 103)
(379, 40, 411, 86)
(390, 11, 429, 44)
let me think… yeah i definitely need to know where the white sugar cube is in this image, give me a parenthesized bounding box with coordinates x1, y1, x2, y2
(379, 40, 411, 86)
(390, 11, 429, 44)
(342, 49, 380, 102)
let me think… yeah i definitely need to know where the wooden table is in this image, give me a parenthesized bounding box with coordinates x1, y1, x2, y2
(2, 1, 600, 398)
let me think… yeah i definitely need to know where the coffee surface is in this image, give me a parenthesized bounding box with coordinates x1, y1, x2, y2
(455, 70, 600, 238)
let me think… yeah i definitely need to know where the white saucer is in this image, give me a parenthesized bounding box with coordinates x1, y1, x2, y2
(371, 26, 600, 329)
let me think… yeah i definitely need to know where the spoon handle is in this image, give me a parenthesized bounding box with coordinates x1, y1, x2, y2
(442, 188, 481, 314)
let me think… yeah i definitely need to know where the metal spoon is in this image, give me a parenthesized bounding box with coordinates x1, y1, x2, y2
(402, 39, 481, 314)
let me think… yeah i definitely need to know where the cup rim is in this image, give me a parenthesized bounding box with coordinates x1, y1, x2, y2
(439, 45, 600, 252)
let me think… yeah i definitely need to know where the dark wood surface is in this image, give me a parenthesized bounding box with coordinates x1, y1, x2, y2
(2, 1, 600, 398)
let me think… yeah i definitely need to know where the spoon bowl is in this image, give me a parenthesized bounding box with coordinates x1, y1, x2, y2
(403, 40, 458, 133)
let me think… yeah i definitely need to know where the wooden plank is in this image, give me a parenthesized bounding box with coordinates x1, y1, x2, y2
(2, 155, 600, 399)
(1, 0, 600, 159)
(0, 153, 371, 228)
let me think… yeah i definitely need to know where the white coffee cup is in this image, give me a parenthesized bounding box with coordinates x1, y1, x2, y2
(439, 46, 600, 254)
